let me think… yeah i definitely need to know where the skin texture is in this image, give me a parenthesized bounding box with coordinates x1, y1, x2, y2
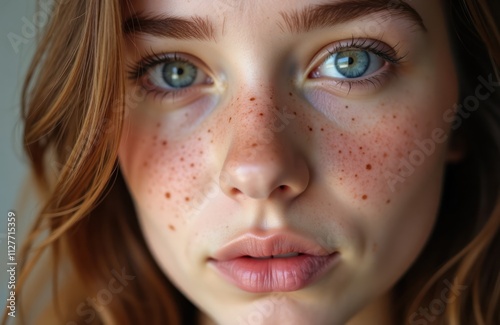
(118, 0, 459, 324)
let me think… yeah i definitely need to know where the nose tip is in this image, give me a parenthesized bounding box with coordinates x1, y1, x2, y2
(219, 144, 310, 202)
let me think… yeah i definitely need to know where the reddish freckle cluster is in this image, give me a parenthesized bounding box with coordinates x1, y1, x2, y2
(259, 113, 264, 116)
(366, 164, 372, 170)
(249, 97, 256, 101)
(362, 195, 368, 200)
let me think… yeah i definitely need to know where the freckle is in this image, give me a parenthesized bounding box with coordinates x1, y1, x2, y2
(180, 157, 185, 161)
(165, 192, 171, 199)
(251, 143, 258, 147)
(345, 105, 349, 109)
(168, 224, 176, 231)
(393, 115, 397, 119)
(352, 118, 355, 121)
(259, 113, 264, 116)
(199, 150, 204, 154)
(321, 128, 324, 131)
(198, 137, 202, 141)
(293, 111, 297, 116)
(338, 150, 342, 154)
(207, 129, 211, 133)
(289, 92, 293, 96)
(383, 152, 388, 158)
(249, 97, 256, 101)
(359, 146, 363, 150)
(190, 163, 194, 167)
(355, 174, 358, 178)
(153, 135, 158, 140)
(308, 126, 313, 131)
(156, 123, 161, 128)
(192, 176, 197, 180)
(366, 164, 372, 170)
(386, 199, 391, 204)
(185, 197, 190, 202)
(340, 133, 344, 137)
(162, 140, 167, 146)
(229, 117, 232, 122)
(349, 150, 352, 154)
(362, 194, 368, 200)
(143, 162, 149, 167)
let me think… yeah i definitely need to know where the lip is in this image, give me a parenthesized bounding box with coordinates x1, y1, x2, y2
(208, 231, 340, 292)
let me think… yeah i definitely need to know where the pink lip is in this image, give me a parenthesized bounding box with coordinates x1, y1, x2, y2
(208, 231, 340, 292)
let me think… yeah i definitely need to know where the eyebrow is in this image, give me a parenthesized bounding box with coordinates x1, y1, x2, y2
(123, 13, 216, 41)
(122, 0, 425, 40)
(279, 0, 426, 33)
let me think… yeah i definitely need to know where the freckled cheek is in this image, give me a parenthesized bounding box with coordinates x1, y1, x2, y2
(118, 117, 209, 222)
(316, 108, 446, 202)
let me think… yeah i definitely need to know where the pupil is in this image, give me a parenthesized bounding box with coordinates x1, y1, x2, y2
(162, 61, 197, 88)
(334, 50, 370, 78)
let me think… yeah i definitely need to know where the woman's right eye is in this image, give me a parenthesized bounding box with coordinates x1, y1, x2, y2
(129, 53, 213, 97)
(146, 59, 210, 90)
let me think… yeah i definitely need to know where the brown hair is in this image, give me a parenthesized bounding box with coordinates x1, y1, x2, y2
(3, 0, 499, 324)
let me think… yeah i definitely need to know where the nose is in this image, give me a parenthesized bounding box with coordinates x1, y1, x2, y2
(219, 100, 310, 202)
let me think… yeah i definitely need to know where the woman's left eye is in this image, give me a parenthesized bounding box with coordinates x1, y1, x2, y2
(311, 49, 385, 80)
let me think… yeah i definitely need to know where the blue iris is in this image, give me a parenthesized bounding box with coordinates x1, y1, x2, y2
(162, 61, 198, 88)
(334, 50, 370, 78)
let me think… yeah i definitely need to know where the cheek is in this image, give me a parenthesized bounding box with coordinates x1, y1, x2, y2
(118, 113, 212, 229)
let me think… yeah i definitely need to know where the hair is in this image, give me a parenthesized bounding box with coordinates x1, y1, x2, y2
(3, 0, 499, 324)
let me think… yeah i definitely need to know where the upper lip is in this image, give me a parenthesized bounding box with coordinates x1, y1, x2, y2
(211, 230, 336, 261)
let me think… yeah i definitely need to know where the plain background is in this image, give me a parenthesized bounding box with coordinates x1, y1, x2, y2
(1, 0, 38, 309)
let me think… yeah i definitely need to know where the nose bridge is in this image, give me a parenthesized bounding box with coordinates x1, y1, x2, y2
(219, 93, 309, 202)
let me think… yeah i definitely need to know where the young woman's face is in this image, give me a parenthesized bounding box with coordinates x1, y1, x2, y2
(118, 0, 458, 323)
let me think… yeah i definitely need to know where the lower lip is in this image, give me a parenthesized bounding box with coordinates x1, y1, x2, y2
(209, 253, 340, 293)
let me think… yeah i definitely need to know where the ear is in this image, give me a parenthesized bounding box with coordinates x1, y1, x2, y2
(446, 130, 466, 163)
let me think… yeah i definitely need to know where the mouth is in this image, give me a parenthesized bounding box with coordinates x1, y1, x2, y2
(208, 231, 340, 293)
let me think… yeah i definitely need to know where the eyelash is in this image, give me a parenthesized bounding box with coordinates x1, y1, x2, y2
(127, 50, 209, 101)
(127, 38, 406, 98)
(314, 38, 406, 91)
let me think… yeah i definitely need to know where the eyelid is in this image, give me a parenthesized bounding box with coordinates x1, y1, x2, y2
(127, 51, 213, 81)
(306, 38, 405, 78)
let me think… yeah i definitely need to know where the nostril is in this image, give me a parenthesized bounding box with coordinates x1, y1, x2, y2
(230, 188, 242, 196)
